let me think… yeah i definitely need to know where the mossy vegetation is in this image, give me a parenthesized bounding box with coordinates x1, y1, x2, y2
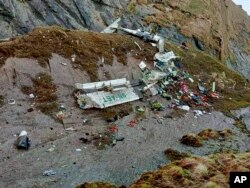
(188, 0, 206, 14)
(130, 152, 250, 188)
(164, 148, 190, 161)
(76, 182, 117, 188)
(180, 129, 233, 147)
(21, 73, 58, 115)
(0, 26, 156, 81)
(127, 1, 137, 14)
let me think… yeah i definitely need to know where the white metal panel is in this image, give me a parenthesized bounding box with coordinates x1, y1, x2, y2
(79, 87, 141, 109)
(75, 78, 128, 90)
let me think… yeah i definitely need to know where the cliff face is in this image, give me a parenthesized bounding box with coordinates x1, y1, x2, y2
(0, 0, 127, 37)
(0, 0, 249, 79)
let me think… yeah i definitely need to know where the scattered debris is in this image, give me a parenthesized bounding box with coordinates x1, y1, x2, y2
(83, 118, 90, 125)
(56, 111, 67, 120)
(101, 18, 121, 34)
(135, 106, 145, 112)
(8, 99, 16, 105)
(47, 145, 56, 152)
(193, 110, 204, 118)
(212, 82, 216, 92)
(178, 105, 190, 111)
(27, 108, 34, 113)
(118, 27, 165, 52)
(76, 148, 82, 152)
(79, 137, 91, 144)
(29, 93, 35, 99)
(108, 124, 118, 133)
(138, 61, 147, 71)
(65, 127, 76, 131)
(127, 119, 138, 127)
(16, 130, 31, 150)
(71, 54, 76, 63)
(43, 169, 56, 176)
(134, 41, 142, 51)
(150, 100, 164, 111)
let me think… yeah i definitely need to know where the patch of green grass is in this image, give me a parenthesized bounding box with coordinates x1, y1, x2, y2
(127, 1, 137, 14)
(188, 0, 206, 14)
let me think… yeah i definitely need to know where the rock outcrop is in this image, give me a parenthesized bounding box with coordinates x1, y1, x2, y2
(0, 0, 127, 38)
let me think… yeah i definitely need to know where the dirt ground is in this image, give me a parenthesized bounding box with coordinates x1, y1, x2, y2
(0, 55, 249, 188)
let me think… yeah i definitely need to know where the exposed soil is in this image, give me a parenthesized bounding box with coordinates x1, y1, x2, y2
(0, 26, 157, 81)
(0, 28, 249, 188)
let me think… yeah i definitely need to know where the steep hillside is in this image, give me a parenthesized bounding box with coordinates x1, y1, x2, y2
(125, 0, 250, 79)
(1, 0, 249, 79)
(0, 26, 249, 188)
(0, 26, 249, 112)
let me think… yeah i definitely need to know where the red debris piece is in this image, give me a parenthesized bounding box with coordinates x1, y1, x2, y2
(209, 92, 220, 99)
(108, 124, 118, 133)
(180, 81, 188, 93)
(127, 119, 138, 127)
(200, 95, 209, 102)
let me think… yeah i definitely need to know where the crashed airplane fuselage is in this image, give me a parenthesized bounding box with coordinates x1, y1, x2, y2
(75, 79, 142, 109)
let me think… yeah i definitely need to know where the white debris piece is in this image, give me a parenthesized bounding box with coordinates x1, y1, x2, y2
(29, 94, 35, 99)
(71, 54, 76, 62)
(139, 61, 147, 70)
(75, 78, 130, 91)
(134, 41, 142, 51)
(19, 130, 28, 136)
(158, 37, 165, 53)
(8, 99, 16, 105)
(178, 105, 190, 111)
(65, 127, 76, 131)
(194, 110, 204, 117)
(76, 148, 82, 152)
(43, 170, 56, 176)
(145, 70, 167, 83)
(101, 18, 121, 33)
(148, 86, 159, 96)
(154, 51, 179, 64)
(59, 61, 67, 66)
(76, 87, 141, 109)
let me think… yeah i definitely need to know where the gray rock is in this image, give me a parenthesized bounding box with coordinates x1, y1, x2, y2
(232, 107, 250, 131)
(0, 0, 128, 39)
(227, 42, 250, 80)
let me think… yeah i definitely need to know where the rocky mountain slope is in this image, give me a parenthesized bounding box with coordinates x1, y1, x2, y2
(0, 26, 249, 188)
(0, 0, 249, 79)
